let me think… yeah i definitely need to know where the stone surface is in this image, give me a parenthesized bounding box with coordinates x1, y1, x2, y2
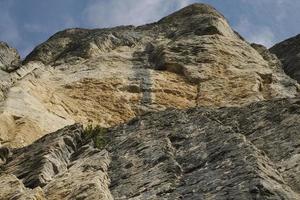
(270, 34, 300, 83)
(0, 41, 21, 73)
(0, 41, 21, 103)
(1, 98, 300, 199)
(0, 124, 113, 200)
(0, 3, 298, 148)
(1, 4, 300, 198)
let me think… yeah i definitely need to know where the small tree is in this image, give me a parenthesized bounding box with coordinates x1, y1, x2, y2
(84, 124, 110, 149)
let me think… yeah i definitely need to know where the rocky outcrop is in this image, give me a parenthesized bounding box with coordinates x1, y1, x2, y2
(1, 3, 300, 199)
(0, 3, 298, 148)
(0, 42, 21, 102)
(0, 41, 21, 73)
(1, 98, 300, 199)
(270, 34, 300, 83)
(0, 124, 113, 200)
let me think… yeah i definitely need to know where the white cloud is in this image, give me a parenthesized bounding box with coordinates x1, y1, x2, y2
(234, 17, 275, 47)
(248, 28, 275, 48)
(83, 0, 198, 28)
(241, 0, 289, 23)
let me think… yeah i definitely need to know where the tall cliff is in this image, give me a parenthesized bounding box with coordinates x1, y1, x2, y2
(1, 99, 300, 199)
(1, 3, 300, 200)
(0, 3, 298, 148)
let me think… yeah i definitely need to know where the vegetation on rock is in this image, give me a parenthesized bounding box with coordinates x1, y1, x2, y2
(83, 124, 110, 149)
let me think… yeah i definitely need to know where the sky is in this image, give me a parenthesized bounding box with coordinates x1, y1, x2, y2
(1, 0, 300, 58)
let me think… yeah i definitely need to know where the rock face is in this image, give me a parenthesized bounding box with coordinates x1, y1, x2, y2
(270, 34, 300, 83)
(0, 3, 298, 148)
(0, 41, 21, 73)
(0, 124, 112, 200)
(1, 98, 300, 199)
(1, 3, 300, 200)
(0, 42, 21, 101)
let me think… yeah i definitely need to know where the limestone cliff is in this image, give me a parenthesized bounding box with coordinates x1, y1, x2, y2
(1, 99, 300, 199)
(1, 3, 300, 200)
(0, 3, 298, 148)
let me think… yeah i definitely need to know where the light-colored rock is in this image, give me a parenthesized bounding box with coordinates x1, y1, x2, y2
(0, 174, 45, 200)
(0, 41, 21, 102)
(1, 3, 300, 200)
(0, 3, 298, 149)
(0, 41, 21, 73)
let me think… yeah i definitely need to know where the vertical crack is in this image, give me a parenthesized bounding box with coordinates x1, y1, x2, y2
(132, 49, 153, 109)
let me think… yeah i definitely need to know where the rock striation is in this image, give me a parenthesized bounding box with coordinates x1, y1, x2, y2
(0, 124, 112, 199)
(0, 41, 21, 101)
(270, 34, 300, 83)
(1, 98, 300, 199)
(1, 3, 300, 199)
(0, 41, 21, 73)
(0, 3, 299, 148)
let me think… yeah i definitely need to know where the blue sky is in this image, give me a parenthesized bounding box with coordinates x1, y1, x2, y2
(1, 0, 300, 58)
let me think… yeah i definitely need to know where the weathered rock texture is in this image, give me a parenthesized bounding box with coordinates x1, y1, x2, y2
(1, 98, 300, 199)
(0, 41, 21, 73)
(0, 41, 21, 102)
(270, 34, 300, 83)
(0, 3, 298, 147)
(0, 124, 113, 200)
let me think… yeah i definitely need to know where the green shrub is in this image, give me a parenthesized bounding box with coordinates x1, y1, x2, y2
(83, 124, 110, 149)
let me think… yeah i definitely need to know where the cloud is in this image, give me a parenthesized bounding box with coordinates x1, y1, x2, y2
(248, 28, 275, 48)
(83, 0, 198, 28)
(234, 17, 275, 47)
(240, 0, 289, 23)
(235, 0, 300, 47)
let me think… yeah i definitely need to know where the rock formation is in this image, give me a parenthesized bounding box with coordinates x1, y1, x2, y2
(1, 3, 300, 199)
(0, 3, 298, 148)
(0, 41, 21, 101)
(0, 41, 21, 73)
(270, 34, 300, 83)
(1, 98, 300, 199)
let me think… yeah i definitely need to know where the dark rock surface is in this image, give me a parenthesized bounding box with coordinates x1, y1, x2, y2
(252, 43, 283, 71)
(1, 98, 300, 199)
(270, 34, 300, 82)
(0, 124, 113, 199)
